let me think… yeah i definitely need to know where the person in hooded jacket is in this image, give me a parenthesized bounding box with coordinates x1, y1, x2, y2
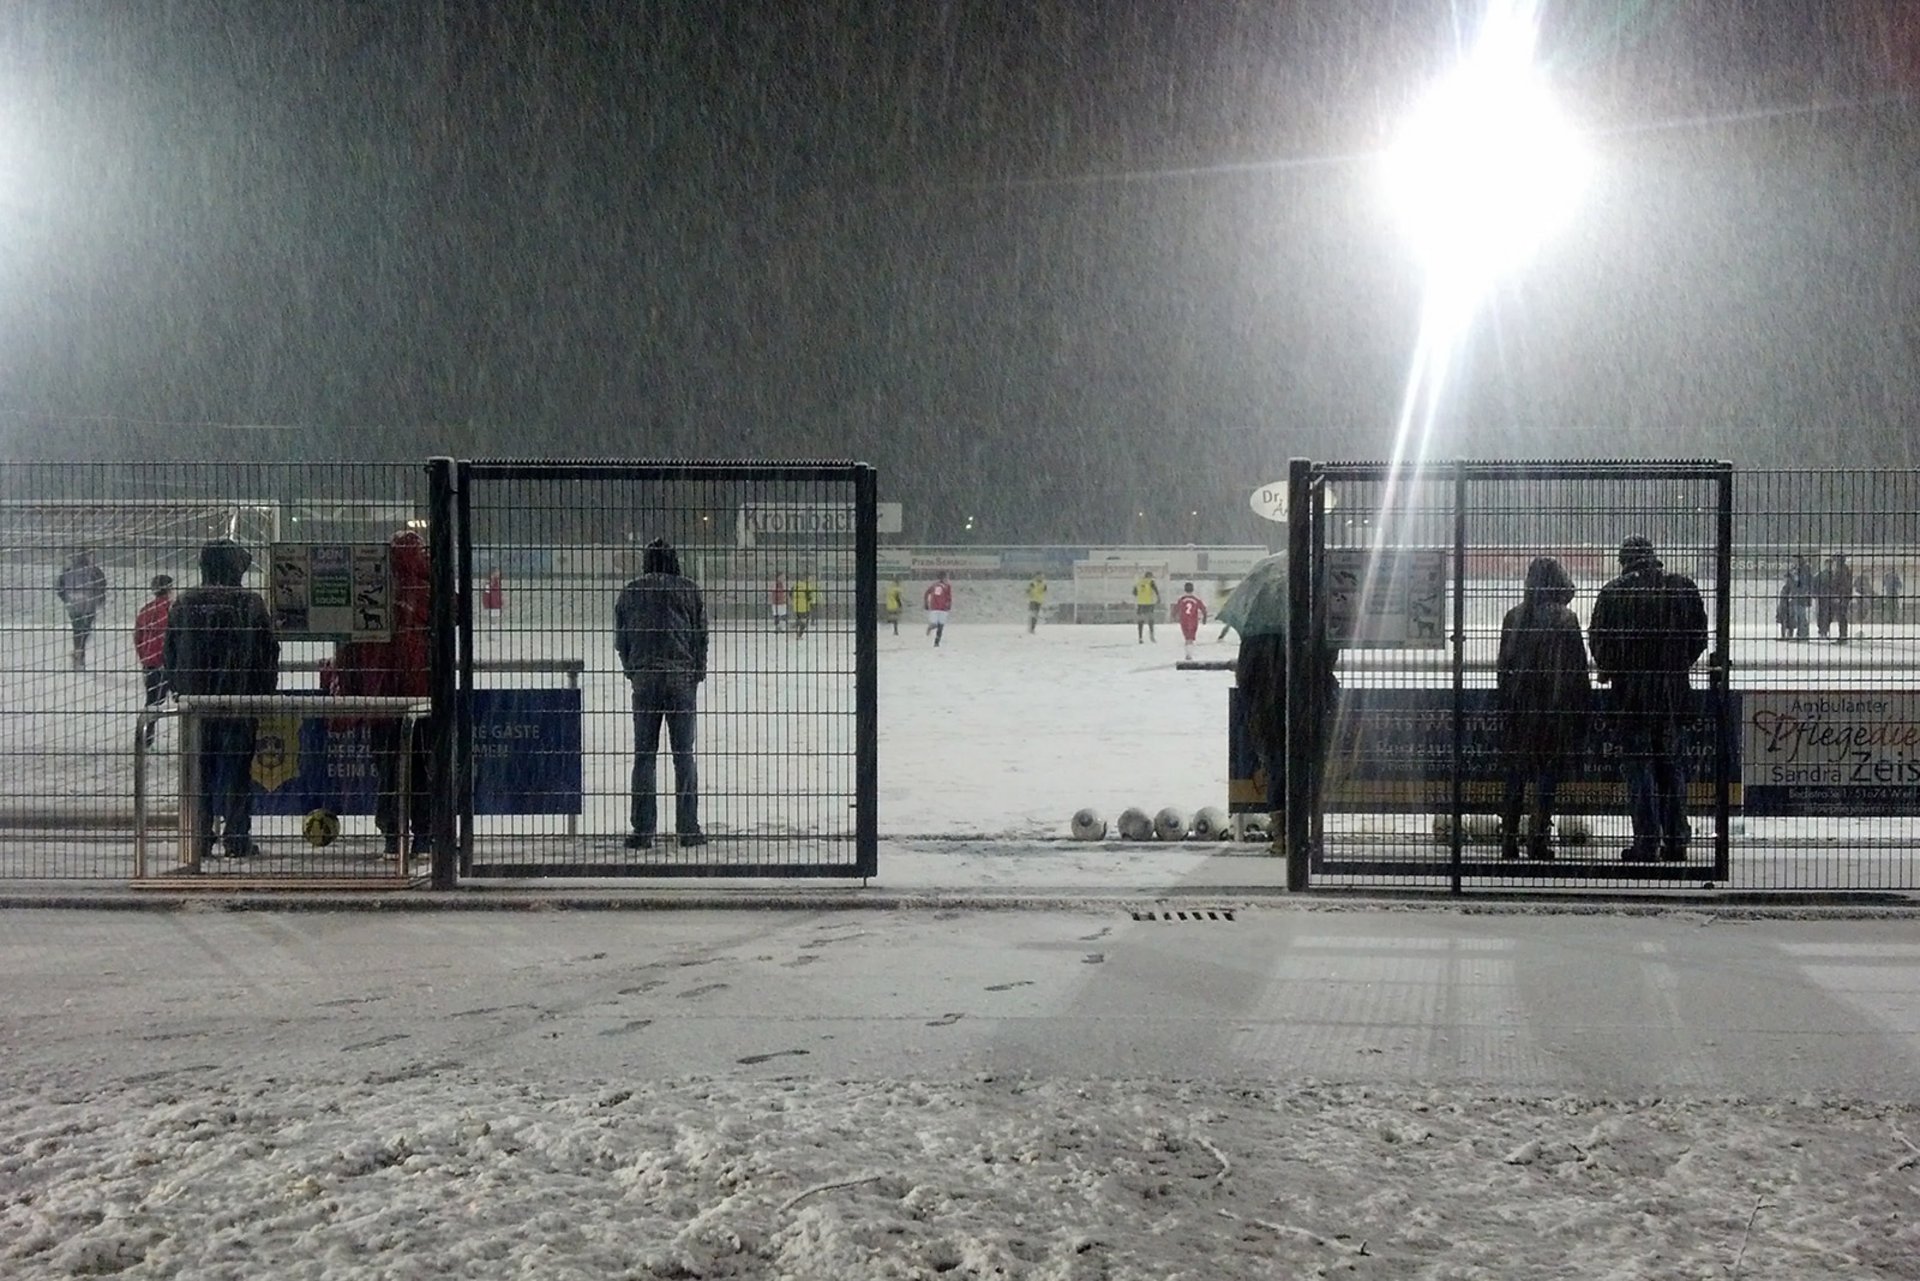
(1495, 557, 1592, 860)
(163, 538, 279, 859)
(333, 530, 433, 855)
(1588, 535, 1708, 863)
(614, 539, 708, 849)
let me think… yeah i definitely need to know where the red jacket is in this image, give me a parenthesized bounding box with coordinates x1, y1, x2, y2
(924, 580, 952, 611)
(334, 531, 432, 699)
(134, 595, 171, 669)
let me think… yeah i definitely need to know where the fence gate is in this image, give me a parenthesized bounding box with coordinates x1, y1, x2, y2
(444, 460, 878, 880)
(1285, 459, 1734, 891)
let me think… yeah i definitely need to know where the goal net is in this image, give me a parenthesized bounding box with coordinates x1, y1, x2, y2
(0, 499, 281, 624)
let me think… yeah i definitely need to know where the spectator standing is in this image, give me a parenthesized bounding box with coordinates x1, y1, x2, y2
(56, 549, 108, 671)
(1588, 535, 1708, 863)
(924, 572, 952, 647)
(1885, 566, 1904, 624)
(1788, 556, 1814, 640)
(133, 574, 174, 746)
(1494, 557, 1591, 861)
(1828, 554, 1855, 644)
(614, 539, 708, 850)
(163, 539, 279, 859)
(332, 531, 434, 856)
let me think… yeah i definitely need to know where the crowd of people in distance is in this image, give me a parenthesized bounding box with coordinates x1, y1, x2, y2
(1777, 554, 1903, 642)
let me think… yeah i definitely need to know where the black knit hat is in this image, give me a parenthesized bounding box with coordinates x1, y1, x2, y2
(150, 574, 174, 592)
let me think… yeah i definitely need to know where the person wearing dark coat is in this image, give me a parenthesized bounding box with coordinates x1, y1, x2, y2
(1235, 628, 1337, 856)
(1587, 535, 1708, 863)
(614, 539, 708, 850)
(1495, 557, 1592, 860)
(1826, 554, 1855, 644)
(163, 538, 279, 859)
(56, 549, 108, 670)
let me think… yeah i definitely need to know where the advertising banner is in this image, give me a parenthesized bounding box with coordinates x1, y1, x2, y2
(1228, 687, 1734, 814)
(249, 689, 582, 817)
(1741, 691, 1920, 816)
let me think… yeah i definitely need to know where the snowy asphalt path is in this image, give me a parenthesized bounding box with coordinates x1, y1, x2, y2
(5, 907, 1919, 1099)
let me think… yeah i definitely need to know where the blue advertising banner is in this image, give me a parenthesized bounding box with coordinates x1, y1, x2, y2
(249, 689, 582, 817)
(470, 688, 583, 815)
(1229, 687, 1735, 814)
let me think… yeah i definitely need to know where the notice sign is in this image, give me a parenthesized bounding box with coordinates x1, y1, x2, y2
(1742, 691, 1920, 816)
(1324, 548, 1446, 649)
(271, 542, 393, 641)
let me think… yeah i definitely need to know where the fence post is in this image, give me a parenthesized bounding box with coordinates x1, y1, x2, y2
(1284, 458, 1312, 891)
(1450, 462, 1467, 894)
(1714, 461, 1734, 883)
(427, 457, 457, 890)
(855, 464, 880, 879)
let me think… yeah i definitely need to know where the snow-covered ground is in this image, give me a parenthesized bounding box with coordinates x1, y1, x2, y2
(9, 1075, 1918, 1279)
(2, 603, 1920, 886)
(4, 907, 1920, 1279)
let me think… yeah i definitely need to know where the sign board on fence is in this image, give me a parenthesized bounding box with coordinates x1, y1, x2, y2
(1324, 548, 1446, 649)
(1227, 687, 1734, 813)
(1741, 690, 1920, 816)
(250, 689, 582, 817)
(1248, 483, 1289, 523)
(270, 543, 393, 641)
(737, 502, 902, 545)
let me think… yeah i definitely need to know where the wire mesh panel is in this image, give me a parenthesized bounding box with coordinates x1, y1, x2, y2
(0, 461, 427, 880)
(1734, 471, 1920, 890)
(1299, 461, 1733, 892)
(456, 461, 878, 878)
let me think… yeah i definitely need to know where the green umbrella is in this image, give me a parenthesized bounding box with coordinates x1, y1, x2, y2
(1217, 553, 1292, 639)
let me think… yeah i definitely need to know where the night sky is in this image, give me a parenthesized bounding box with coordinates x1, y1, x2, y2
(0, 1, 1915, 541)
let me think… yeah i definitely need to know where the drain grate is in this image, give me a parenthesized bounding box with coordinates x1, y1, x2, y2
(1131, 909, 1236, 922)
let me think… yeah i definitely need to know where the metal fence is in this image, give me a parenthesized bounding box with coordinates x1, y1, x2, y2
(449, 460, 879, 879)
(0, 461, 428, 881)
(1282, 462, 1920, 894)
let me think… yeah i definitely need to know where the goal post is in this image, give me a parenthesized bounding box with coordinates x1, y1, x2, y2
(0, 499, 281, 623)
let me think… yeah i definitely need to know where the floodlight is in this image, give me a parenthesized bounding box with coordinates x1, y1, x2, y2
(1382, 12, 1589, 300)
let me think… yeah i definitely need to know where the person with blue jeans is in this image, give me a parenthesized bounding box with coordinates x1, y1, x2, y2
(163, 539, 279, 860)
(1588, 535, 1708, 863)
(614, 539, 708, 850)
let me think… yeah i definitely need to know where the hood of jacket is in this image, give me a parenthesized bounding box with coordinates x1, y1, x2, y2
(643, 539, 682, 577)
(199, 538, 252, 586)
(1523, 556, 1575, 607)
(390, 529, 429, 590)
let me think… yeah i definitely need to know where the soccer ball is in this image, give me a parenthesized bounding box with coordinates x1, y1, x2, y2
(302, 808, 341, 848)
(1190, 807, 1229, 840)
(1152, 807, 1187, 841)
(1070, 808, 1107, 841)
(1116, 807, 1154, 842)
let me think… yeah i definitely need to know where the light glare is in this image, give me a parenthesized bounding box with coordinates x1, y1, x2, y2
(1383, 9, 1588, 300)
